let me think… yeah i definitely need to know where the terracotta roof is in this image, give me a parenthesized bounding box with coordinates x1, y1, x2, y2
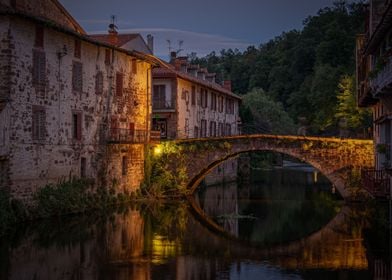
(89, 33, 141, 47)
(153, 64, 242, 100)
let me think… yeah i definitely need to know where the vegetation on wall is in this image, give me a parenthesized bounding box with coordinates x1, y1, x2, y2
(191, 1, 371, 135)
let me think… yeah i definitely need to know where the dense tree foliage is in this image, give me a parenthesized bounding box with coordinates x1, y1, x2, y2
(191, 1, 371, 135)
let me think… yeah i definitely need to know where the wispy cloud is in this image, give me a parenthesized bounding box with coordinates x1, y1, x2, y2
(90, 27, 253, 59)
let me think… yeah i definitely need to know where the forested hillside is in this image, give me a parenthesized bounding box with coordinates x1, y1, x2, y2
(191, 1, 371, 135)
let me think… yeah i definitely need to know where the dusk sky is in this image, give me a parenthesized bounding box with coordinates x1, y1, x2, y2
(59, 0, 337, 59)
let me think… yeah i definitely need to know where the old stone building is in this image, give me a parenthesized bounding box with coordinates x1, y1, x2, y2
(356, 0, 392, 197)
(151, 53, 242, 185)
(152, 53, 241, 139)
(0, 0, 157, 200)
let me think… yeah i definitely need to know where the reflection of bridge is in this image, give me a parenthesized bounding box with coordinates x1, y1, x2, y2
(188, 197, 368, 270)
(160, 135, 373, 198)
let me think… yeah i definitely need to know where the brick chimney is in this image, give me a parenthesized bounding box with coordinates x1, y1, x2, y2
(147, 34, 154, 54)
(108, 23, 118, 46)
(223, 80, 232, 91)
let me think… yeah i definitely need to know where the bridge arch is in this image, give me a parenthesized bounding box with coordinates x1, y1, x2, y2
(159, 135, 374, 199)
(188, 148, 342, 195)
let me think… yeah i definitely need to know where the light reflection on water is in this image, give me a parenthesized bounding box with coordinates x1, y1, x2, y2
(0, 165, 389, 279)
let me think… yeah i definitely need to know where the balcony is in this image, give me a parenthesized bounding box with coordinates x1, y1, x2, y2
(356, 35, 378, 107)
(107, 128, 148, 144)
(370, 56, 392, 97)
(361, 169, 390, 198)
(152, 99, 175, 111)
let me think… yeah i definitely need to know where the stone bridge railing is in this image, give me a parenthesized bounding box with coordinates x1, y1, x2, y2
(152, 134, 374, 199)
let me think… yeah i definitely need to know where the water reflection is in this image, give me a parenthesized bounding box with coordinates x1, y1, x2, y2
(0, 167, 390, 279)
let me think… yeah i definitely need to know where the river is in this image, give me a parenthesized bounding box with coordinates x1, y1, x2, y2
(0, 160, 390, 279)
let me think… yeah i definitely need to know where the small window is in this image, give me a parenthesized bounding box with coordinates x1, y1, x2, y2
(72, 62, 83, 92)
(72, 112, 82, 140)
(32, 107, 45, 140)
(35, 25, 44, 48)
(81, 157, 86, 178)
(32, 50, 46, 94)
(116, 72, 123, 97)
(95, 71, 103, 95)
(132, 59, 137, 74)
(191, 86, 196, 105)
(122, 156, 128, 176)
(74, 39, 81, 58)
(105, 49, 111, 65)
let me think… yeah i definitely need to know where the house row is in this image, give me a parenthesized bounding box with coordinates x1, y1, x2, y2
(356, 0, 392, 198)
(0, 0, 241, 200)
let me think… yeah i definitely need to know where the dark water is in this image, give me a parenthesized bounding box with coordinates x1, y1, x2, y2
(0, 166, 391, 279)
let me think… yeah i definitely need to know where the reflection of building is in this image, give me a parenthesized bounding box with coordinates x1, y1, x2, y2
(152, 52, 241, 139)
(0, 0, 157, 199)
(356, 0, 392, 197)
(203, 158, 238, 186)
(199, 181, 239, 236)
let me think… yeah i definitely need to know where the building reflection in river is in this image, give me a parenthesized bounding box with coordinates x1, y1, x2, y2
(1, 167, 390, 279)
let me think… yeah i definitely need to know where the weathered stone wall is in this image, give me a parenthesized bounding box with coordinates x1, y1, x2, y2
(0, 15, 151, 200)
(176, 78, 240, 138)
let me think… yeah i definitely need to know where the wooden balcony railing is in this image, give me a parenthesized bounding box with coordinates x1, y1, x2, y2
(361, 169, 391, 198)
(107, 128, 147, 144)
(152, 99, 175, 110)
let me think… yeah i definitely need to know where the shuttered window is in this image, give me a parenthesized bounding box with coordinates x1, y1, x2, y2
(72, 62, 83, 92)
(122, 156, 128, 176)
(116, 72, 123, 97)
(32, 107, 46, 140)
(32, 50, 46, 88)
(132, 59, 137, 74)
(34, 25, 44, 48)
(105, 49, 111, 65)
(95, 71, 103, 95)
(72, 112, 82, 140)
(74, 39, 81, 58)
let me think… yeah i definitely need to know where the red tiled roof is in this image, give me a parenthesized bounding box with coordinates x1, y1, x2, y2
(89, 33, 140, 47)
(152, 64, 241, 100)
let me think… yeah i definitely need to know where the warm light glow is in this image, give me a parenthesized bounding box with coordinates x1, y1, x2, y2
(154, 145, 162, 156)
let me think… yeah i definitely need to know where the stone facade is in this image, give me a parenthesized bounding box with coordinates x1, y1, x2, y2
(0, 0, 155, 200)
(152, 54, 241, 140)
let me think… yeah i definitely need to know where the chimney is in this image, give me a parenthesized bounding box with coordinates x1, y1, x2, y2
(147, 34, 154, 54)
(197, 70, 205, 80)
(108, 22, 118, 46)
(170, 51, 177, 64)
(223, 80, 232, 91)
(206, 73, 216, 83)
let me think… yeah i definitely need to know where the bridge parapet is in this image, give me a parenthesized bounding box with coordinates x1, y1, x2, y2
(150, 135, 374, 199)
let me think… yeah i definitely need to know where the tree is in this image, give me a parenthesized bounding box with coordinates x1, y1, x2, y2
(240, 89, 296, 134)
(334, 75, 371, 133)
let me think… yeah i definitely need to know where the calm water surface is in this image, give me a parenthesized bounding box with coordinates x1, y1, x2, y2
(0, 166, 390, 279)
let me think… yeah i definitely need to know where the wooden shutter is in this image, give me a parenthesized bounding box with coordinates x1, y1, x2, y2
(32, 108, 45, 140)
(74, 39, 81, 58)
(116, 72, 123, 96)
(77, 113, 82, 140)
(34, 25, 44, 48)
(72, 62, 83, 92)
(95, 71, 103, 94)
(33, 50, 46, 86)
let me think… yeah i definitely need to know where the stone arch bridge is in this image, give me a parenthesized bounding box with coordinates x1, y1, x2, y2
(156, 135, 374, 199)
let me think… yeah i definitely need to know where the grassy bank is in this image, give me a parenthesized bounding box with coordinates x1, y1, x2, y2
(0, 178, 135, 237)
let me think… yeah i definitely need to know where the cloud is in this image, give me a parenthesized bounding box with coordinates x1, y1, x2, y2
(90, 27, 253, 59)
